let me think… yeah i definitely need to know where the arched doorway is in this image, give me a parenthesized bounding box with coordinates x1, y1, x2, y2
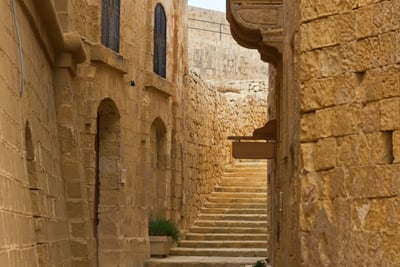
(149, 117, 168, 218)
(94, 98, 121, 264)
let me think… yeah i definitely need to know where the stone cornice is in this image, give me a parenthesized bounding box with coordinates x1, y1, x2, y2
(18, 0, 86, 68)
(226, 0, 283, 66)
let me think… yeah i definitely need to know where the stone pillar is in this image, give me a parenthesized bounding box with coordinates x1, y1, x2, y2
(53, 56, 95, 266)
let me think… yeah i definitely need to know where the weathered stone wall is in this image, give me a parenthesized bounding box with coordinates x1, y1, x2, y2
(181, 73, 225, 227)
(299, 1, 400, 266)
(70, 0, 189, 265)
(0, 1, 72, 266)
(0, 0, 188, 266)
(188, 6, 269, 81)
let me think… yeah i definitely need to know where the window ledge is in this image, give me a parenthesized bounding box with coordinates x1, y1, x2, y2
(143, 71, 174, 98)
(90, 43, 129, 74)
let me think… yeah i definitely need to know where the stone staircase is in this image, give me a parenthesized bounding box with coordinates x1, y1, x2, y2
(145, 161, 269, 267)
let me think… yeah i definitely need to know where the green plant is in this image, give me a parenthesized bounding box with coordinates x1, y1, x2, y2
(252, 257, 270, 267)
(148, 217, 181, 242)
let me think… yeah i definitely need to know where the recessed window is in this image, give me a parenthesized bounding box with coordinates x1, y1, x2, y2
(101, 0, 120, 52)
(154, 4, 167, 78)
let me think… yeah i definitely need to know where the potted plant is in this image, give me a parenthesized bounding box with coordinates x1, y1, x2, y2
(148, 217, 180, 257)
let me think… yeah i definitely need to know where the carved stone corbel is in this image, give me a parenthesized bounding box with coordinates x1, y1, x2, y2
(227, 0, 283, 66)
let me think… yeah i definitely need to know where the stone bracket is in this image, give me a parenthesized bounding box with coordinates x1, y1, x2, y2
(54, 32, 87, 75)
(227, 0, 283, 66)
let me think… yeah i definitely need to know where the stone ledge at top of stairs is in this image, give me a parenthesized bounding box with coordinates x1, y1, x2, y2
(145, 255, 267, 267)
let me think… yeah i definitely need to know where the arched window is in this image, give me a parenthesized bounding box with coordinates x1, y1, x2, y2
(154, 4, 167, 78)
(101, 0, 120, 52)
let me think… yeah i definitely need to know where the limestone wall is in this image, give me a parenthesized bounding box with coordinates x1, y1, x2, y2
(188, 6, 269, 81)
(298, 1, 400, 266)
(70, 0, 189, 265)
(0, 1, 71, 266)
(0, 0, 189, 266)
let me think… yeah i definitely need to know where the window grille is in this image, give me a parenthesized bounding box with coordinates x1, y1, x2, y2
(101, 0, 120, 53)
(153, 4, 167, 78)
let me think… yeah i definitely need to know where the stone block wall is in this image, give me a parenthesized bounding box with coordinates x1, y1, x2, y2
(298, 1, 400, 265)
(0, 0, 72, 266)
(70, 1, 188, 265)
(188, 6, 269, 81)
(1, 0, 189, 266)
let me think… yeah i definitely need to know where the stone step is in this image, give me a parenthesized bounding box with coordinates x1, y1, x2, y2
(204, 202, 267, 209)
(210, 192, 267, 198)
(222, 170, 267, 179)
(198, 213, 268, 221)
(219, 177, 266, 184)
(200, 207, 268, 214)
(229, 161, 267, 167)
(218, 181, 267, 187)
(184, 233, 269, 241)
(145, 256, 268, 267)
(225, 166, 267, 172)
(194, 220, 268, 228)
(189, 226, 268, 234)
(207, 196, 267, 204)
(220, 178, 266, 184)
(170, 247, 268, 257)
(178, 240, 268, 249)
(214, 186, 267, 193)
(224, 171, 267, 176)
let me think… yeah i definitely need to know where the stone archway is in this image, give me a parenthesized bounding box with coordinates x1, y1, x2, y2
(149, 117, 168, 218)
(94, 98, 121, 264)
